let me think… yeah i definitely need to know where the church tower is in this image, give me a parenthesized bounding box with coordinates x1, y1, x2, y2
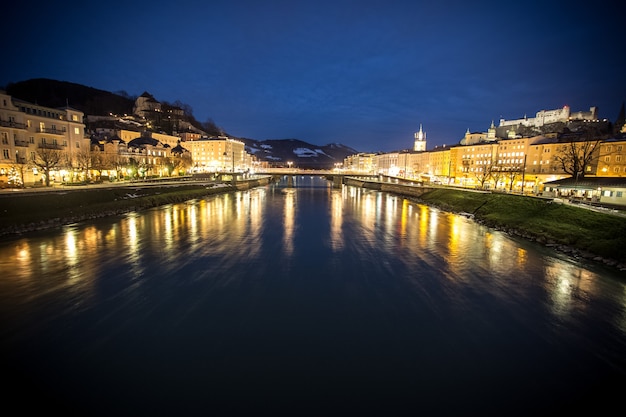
(487, 120, 497, 140)
(414, 124, 426, 152)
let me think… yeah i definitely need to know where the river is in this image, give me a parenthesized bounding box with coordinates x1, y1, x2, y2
(1, 176, 624, 416)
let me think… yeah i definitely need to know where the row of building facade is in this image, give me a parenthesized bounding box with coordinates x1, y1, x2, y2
(1, 90, 625, 205)
(0, 90, 257, 186)
(343, 113, 626, 206)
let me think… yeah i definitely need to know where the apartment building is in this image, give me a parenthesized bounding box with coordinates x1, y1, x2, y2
(182, 137, 247, 173)
(0, 90, 89, 186)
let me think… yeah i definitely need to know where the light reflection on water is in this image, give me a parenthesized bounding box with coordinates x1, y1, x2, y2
(0, 176, 625, 416)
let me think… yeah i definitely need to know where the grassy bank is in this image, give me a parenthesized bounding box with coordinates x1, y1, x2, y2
(0, 184, 233, 236)
(415, 188, 626, 266)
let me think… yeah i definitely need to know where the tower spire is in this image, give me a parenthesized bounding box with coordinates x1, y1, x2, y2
(414, 124, 426, 152)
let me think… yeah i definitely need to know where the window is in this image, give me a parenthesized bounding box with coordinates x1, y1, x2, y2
(2, 149, 9, 159)
(1, 132, 7, 144)
(74, 127, 80, 134)
(614, 167, 620, 173)
(617, 145, 623, 152)
(605, 156, 610, 162)
(606, 145, 612, 152)
(76, 142, 80, 148)
(616, 155, 622, 162)
(72, 114, 79, 121)
(29, 136, 34, 144)
(603, 190, 613, 197)
(617, 191, 623, 198)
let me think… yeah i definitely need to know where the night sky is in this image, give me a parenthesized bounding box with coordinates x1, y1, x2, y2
(2, 0, 624, 153)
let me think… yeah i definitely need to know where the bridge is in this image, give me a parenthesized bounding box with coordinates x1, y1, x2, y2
(195, 169, 379, 186)
(192, 168, 437, 197)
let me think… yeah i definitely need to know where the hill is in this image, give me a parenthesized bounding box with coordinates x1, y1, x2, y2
(4, 78, 135, 116)
(4, 78, 360, 169)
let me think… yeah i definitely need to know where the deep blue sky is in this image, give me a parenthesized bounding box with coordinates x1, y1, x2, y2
(2, 0, 624, 153)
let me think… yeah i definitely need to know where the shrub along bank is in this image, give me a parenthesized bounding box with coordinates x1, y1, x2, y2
(412, 188, 626, 269)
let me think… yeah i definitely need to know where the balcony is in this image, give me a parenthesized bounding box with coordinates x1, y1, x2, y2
(37, 127, 66, 135)
(14, 140, 30, 147)
(0, 119, 27, 129)
(38, 143, 63, 150)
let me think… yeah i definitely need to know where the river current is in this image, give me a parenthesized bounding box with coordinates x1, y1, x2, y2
(1, 176, 625, 416)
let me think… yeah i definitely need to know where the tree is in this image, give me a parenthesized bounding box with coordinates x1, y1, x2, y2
(552, 130, 601, 179)
(201, 118, 224, 136)
(489, 167, 504, 190)
(32, 147, 63, 186)
(504, 168, 522, 192)
(90, 148, 110, 181)
(75, 148, 93, 182)
(9, 159, 28, 188)
(474, 163, 496, 189)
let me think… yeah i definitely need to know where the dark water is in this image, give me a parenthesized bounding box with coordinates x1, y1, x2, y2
(1, 176, 625, 416)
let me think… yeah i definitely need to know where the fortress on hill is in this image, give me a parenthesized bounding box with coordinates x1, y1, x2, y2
(456, 105, 601, 146)
(499, 105, 598, 128)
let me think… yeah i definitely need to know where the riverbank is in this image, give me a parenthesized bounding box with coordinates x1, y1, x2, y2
(410, 188, 626, 270)
(0, 182, 240, 237)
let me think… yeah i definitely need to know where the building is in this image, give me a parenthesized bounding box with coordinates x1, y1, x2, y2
(597, 139, 626, 177)
(182, 137, 247, 173)
(0, 90, 89, 186)
(343, 153, 376, 173)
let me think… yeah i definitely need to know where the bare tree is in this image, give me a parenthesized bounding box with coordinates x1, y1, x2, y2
(489, 167, 504, 191)
(32, 147, 63, 186)
(474, 163, 496, 189)
(553, 130, 601, 179)
(504, 169, 522, 192)
(75, 148, 93, 182)
(90, 149, 110, 181)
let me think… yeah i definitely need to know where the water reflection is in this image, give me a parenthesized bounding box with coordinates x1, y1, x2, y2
(0, 177, 624, 416)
